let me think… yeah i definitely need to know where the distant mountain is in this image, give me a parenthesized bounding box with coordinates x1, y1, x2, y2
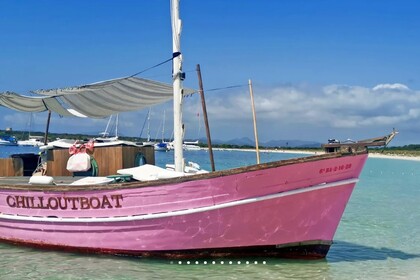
(198, 137, 322, 148)
(263, 139, 322, 148)
(225, 137, 256, 146)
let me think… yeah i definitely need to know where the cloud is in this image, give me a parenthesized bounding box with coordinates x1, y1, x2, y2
(372, 83, 410, 91)
(199, 83, 420, 143)
(1, 82, 419, 145)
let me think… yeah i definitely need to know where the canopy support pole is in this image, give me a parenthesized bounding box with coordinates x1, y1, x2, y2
(43, 110, 51, 145)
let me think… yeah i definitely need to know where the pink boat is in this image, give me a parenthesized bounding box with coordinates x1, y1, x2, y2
(0, 0, 397, 259)
(0, 133, 396, 259)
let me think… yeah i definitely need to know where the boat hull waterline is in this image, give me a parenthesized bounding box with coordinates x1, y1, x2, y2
(0, 153, 367, 259)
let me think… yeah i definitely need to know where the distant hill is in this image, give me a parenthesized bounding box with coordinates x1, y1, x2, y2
(262, 139, 322, 148)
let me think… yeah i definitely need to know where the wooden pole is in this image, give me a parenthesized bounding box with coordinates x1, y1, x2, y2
(248, 79, 260, 164)
(196, 64, 215, 171)
(44, 110, 51, 145)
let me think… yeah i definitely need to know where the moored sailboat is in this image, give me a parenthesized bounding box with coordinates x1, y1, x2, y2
(96, 114, 119, 143)
(17, 135, 44, 146)
(154, 110, 169, 151)
(0, 0, 397, 259)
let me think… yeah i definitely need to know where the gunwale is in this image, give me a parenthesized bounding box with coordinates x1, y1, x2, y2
(0, 151, 362, 191)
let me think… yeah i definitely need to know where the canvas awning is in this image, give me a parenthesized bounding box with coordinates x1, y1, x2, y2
(0, 92, 74, 116)
(0, 77, 196, 118)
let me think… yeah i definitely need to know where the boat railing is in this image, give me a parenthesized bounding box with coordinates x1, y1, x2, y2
(322, 130, 398, 154)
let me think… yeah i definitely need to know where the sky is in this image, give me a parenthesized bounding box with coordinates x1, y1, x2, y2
(1, 0, 420, 146)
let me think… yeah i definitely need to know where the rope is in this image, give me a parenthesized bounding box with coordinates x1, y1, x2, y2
(204, 84, 247, 92)
(129, 52, 181, 78)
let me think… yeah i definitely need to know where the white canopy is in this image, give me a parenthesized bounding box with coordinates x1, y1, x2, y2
(1, 77, 195, 118)
(0, 92, 74, 116)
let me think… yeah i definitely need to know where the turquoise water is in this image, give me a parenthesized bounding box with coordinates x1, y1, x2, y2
(1, 147, 419, 279)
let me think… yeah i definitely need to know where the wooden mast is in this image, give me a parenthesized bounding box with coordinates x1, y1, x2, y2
(196, 64, 215, 171)
(43, 110, 51, 145)
(248, 79, 260, 164)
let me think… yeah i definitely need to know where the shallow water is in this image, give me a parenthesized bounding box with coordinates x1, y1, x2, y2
(1, 147, 419, 279)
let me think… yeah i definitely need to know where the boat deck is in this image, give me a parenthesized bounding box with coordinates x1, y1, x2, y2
(0, 176, 79, 186)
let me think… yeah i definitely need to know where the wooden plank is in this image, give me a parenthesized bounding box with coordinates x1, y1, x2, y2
(0, 158, 24, 176)
(94, 146, 122, 176)
(46, 149, 71, 176)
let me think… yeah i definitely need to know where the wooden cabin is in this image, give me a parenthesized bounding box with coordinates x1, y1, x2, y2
(0, 144, 154, 177)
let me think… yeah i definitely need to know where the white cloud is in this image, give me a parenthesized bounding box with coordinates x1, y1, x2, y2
(200, 82, 420, 143)
(372, 83, 410, 91)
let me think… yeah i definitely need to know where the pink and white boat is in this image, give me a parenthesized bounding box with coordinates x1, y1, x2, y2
(0, 0, 397, 259)
(0, 135, 396, 259)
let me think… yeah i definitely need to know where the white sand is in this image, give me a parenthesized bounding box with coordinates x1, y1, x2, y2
(367, 152, 420, 161)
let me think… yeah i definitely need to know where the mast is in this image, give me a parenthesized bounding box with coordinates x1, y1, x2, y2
(147, 108, 151, 142)
(162, 110, 166, 142)
(196, 64, 215, 171)
(115, 114, 119, 138)
(43, 111, 51, 145)
(171, 0, 184, 172)
(103, 115, 112, 137)
(248, 79, 260, 164)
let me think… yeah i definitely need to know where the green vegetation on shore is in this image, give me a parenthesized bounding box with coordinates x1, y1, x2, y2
(370, 145, 420, 157)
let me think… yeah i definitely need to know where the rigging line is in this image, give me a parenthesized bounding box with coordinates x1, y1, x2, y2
(204, 84, 247, 92)
(28, 54, 179, 94)
(129, 52, 181, 78)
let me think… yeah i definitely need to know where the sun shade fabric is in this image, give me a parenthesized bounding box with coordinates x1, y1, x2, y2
(1, 77, 195, 118)
(0, 92, 74, 116)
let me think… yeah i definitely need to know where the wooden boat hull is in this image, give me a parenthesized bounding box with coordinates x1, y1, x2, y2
(0, 152, 367, 259)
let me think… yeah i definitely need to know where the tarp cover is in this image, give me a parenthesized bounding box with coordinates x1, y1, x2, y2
(0, 92, 74, 116)
(0, 77, 195, 118)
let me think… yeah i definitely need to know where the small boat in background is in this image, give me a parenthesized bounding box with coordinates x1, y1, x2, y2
(154, 110, 169, 151)
(17, 135, 44, 147)
(17, 113, 45, 147)
(0, 135, 18, 146)
(96, 114, 119, 143)
(139, 108, 156, 146)
(154, 142, 168, 151)
(183, 140, 201, 150)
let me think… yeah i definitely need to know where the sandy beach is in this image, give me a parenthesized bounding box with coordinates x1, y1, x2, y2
(367, 152, 420, 161)
(209, 147, 420, 162)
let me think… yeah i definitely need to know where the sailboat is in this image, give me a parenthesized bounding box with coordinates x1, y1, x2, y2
(183, 140, 201, 150)
(183, 108, 202, 150)
(141, 108, 155, 146)
(17, 114, 45, 146)
(0, 0, 397, 259)
(96, 114, 119, 143)
(154, 110, 169, 151)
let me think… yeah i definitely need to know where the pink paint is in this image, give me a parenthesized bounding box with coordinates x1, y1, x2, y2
(0, 154, 367, 257)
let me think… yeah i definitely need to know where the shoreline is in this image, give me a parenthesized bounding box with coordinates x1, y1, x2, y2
(209, 147, 420, 162)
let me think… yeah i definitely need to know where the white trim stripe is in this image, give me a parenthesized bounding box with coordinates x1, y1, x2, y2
(0, 178, 358, 223)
